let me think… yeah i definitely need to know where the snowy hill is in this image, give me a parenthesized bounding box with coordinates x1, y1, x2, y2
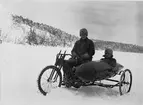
(1, 14, 143, 53)
(11, 15, 143, 53)
(0, 43, 143, 105)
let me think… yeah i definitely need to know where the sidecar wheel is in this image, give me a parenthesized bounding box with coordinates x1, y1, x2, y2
(119, 69, 132, 95)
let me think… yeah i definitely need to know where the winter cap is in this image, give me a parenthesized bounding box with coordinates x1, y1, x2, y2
(104, 48, 113, 55)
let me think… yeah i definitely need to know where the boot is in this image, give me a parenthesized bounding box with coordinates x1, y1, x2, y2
(62, 73, 73, 88)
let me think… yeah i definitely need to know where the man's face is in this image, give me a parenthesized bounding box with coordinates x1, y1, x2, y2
(104, 52, 112, 58)
(80, 32, 87, 39)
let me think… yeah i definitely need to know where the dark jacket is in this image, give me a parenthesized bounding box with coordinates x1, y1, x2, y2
(71, 38, 95, 60)
(100, 57, 117, 68)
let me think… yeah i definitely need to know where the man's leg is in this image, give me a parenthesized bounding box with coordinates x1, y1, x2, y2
(63, 58, 77, 75)
(62, 58, 77, 86)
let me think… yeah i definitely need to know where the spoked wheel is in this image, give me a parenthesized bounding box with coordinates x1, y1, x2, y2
(119, 69, 132, 95)
(37, 65, 62, 96)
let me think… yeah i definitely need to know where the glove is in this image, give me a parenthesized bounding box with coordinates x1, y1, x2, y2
(72, 52, 78, 58)
(81, 53, 90, 59)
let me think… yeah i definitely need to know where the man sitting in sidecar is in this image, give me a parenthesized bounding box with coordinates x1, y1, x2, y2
(100, 48, 117, 70)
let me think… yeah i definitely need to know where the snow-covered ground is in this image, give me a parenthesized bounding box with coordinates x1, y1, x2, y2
(0, 43, 143, 105)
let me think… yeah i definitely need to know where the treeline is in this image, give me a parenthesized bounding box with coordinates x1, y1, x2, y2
(93, 39, 143, 53)
(5, 14, 143, 53)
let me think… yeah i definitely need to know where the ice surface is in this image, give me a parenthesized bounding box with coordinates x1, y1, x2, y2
(0, 43, 143, 105)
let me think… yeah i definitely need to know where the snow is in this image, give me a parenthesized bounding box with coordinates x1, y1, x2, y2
(0, 43, 143, 105)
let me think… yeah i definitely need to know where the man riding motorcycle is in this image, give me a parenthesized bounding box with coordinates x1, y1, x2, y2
(62, 28, 95, 87)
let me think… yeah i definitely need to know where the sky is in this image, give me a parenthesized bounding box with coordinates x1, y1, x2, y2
(0, 0, 143, 45)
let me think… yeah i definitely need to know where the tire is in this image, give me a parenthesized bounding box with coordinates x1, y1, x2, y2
(37, 65, 62, 96)
(119, 69, 132, 95)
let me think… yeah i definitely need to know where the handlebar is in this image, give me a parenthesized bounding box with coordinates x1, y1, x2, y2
(56, 50, 81, 60)
(60, 54, 72, 57)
